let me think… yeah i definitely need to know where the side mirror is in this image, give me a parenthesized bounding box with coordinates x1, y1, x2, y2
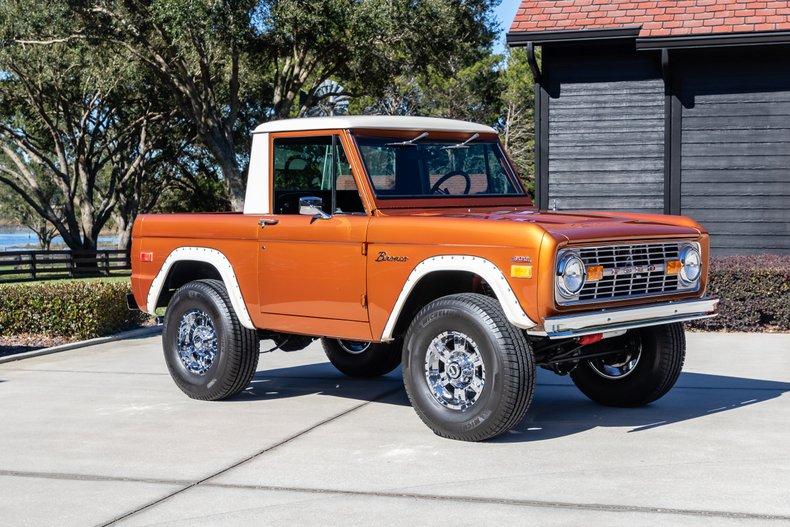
(299, 196, 331, 220)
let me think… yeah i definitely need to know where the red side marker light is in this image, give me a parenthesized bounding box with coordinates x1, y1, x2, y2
(579, 333, 603, 346)
(139, 252, 154, 262)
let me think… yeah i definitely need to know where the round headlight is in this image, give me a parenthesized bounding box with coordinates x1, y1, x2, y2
(557, 253, 586, 297)
(679, 244, 701, 284)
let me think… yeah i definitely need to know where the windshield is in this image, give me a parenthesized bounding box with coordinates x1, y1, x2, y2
(354, 135, 525, 199)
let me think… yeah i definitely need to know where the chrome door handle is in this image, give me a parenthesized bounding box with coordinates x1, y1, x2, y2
(259, 218, 279, 227)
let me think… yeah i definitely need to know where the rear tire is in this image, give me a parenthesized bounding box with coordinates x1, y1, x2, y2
(163, 279, 259, 400)
(570, 323, 685, 407)
(321, 338, 402, 377)
(402, 293, 535, 442)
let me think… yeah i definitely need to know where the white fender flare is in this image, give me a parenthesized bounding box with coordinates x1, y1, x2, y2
(380, 255, 537, 341)
(146, 247, 256, 330)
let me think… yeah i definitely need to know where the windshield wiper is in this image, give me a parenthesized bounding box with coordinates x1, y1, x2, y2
(385, 131, 428, 147)
(441, 133, 479, 150)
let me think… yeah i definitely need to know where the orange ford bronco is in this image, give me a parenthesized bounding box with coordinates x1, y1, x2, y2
(130, 116, 718, 441)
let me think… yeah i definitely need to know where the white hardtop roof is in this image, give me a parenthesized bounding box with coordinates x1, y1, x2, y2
(253, 116, 496, 134)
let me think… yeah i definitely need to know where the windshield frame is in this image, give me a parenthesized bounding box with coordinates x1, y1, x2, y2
(350, 130, 533, 209)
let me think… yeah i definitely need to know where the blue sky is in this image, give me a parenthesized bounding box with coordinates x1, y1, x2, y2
(493, 0, 521, 54)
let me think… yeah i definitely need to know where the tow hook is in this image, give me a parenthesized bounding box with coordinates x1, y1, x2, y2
(578, 333, 603, 346)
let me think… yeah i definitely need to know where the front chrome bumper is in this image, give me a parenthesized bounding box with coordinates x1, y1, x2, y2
(528, 298, 719, 339)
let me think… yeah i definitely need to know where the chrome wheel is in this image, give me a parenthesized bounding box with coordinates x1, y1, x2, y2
(424, 331, 486, 411)
(337, 340, 371, 355)
(176, 309, 218, 376)
(588, 336, 642, 379)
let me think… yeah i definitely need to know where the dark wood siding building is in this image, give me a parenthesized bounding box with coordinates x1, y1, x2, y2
(509, 1, 790, 254)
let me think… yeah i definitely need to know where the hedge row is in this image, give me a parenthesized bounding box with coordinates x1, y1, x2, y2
(689, 254, 790, 332)
(0, 255, 786, 340)
(0, 279, 148, 340)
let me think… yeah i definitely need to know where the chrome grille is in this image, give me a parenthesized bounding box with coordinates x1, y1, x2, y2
(569, 242, 683, 304)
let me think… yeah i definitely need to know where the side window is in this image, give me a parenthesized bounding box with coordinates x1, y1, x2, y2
(358, 144, 396, 192)
(272, 136, 365, 214)
(483, 144, 519, 195)
(334, 143, 365, 214)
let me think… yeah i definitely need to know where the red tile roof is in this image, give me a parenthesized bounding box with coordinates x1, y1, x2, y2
(510, 0, 790, 38)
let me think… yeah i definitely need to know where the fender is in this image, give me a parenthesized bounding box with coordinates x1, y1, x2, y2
(380, 255, 537, 341)
(146, 247, 256, 330)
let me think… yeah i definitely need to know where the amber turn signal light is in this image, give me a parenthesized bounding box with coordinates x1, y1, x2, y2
(666, 259, 682, 275)
(586, 265, 604, 282)
(510, 264, 533, 279)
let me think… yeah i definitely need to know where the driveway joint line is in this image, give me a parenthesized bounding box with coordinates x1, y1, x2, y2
(0, 469, 189, 487)
(203, 483, 790, 522)
(98, 386, 404, 526)
(6, 468, 786, 523)
(0, 368, 171, 376)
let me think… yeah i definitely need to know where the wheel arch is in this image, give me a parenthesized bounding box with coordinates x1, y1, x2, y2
(146, 247, 255, 329)
(381, 255, 536, 341)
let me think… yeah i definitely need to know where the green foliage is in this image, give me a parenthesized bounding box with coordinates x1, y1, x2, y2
(0, 185, 59, 249)
(152, 147, 233, 213)
(351, 47, 537, 195)
(0, 0, 173, 250)
(1, 0, 527, 219)
(394, 55, 504, 125)
(0, 279, 147, 339)
(266, 0, 499, 118)
(689, 255, 790, 332)
(498, 48, 535, 193)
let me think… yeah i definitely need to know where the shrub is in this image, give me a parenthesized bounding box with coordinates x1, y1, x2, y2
(0, 279, 148, 340)
(689, 254, 790, 332)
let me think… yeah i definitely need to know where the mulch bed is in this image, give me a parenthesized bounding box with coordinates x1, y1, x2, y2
(0, 334, 73, 358)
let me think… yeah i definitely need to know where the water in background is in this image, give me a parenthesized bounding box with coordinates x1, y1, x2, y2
(0, 229, 118, 251)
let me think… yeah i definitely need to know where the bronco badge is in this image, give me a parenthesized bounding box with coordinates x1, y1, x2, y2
(375, 251, 409, 262)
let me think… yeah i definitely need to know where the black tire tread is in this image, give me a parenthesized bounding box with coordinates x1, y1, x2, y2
(571, 323, 685, 407)
(643, 322, 686, 405)
(165, 279, 259, 401)
(404, 293, 534, 441)
(321, 338, 402, 378)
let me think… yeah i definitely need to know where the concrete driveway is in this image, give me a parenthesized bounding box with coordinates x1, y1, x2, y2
(0, 331, 788, 526)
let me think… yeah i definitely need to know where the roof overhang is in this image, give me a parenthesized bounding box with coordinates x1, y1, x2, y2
(508, 26, 790, 50)
(635, 29, 790, 49)
(506, 27, 640, 46)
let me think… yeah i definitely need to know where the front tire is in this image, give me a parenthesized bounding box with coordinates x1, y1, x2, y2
(163, 279, 259, 400)
(321, 338, 402, 377)
(570, 323, 685, 407)
(402, 293, 535, 442)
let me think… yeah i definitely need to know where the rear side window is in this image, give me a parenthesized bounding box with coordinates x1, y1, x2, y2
(272, 136, 365, 214)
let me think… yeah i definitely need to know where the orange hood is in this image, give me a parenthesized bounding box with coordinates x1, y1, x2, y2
(377, 206, 704, 244)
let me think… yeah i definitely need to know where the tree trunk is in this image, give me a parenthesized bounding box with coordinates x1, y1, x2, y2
(205, 138, 245, 211)
(116, 219, 133, 250)
(71, 239, 100, 276)
(224, 161, 245, 212)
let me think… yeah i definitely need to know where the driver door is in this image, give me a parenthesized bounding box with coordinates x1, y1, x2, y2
(257, 132, 369, 322)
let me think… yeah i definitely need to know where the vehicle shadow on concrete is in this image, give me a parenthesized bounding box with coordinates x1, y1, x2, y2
(237, 362, 789, 441)
(0, 346, 43, 358)
(499, 370, 790, 443)
(234, 363, 407, 404)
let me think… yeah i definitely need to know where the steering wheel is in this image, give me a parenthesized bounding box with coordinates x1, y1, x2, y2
(431, 170, 472, 195)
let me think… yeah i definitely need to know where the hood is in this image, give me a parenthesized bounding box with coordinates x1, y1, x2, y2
(379, 206, 704, 243)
